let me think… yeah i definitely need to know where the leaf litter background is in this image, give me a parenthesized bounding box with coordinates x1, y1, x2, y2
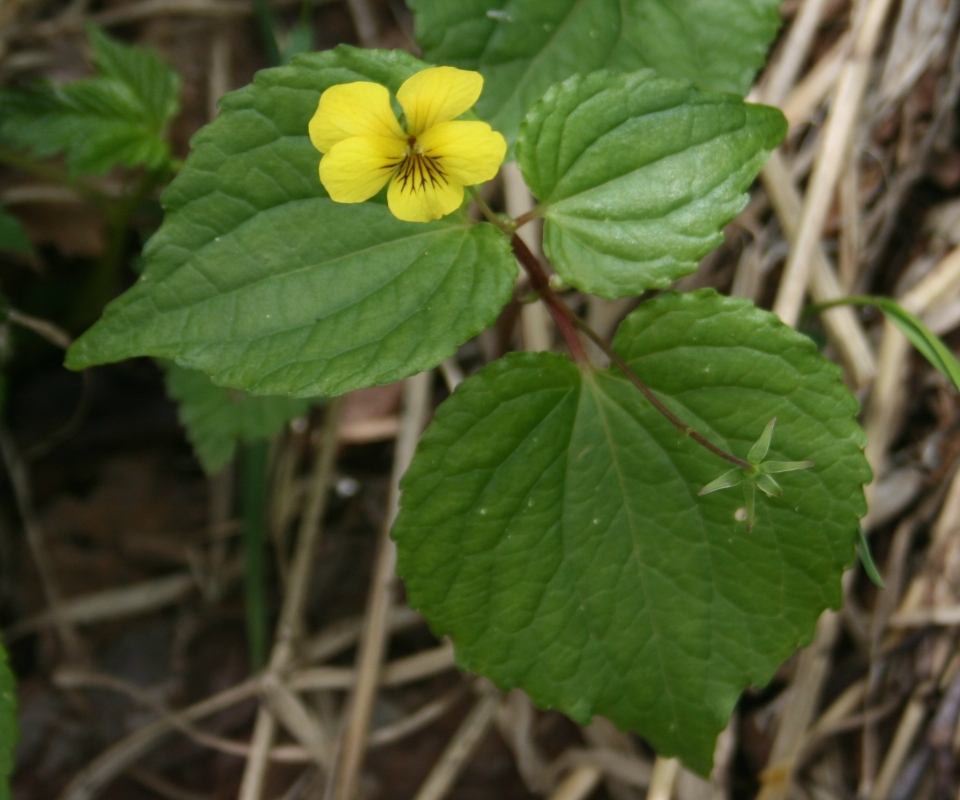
(4, 0, 960, 799)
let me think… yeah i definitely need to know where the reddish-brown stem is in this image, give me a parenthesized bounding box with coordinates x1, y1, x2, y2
(509, 234, 750, 471)
(572, 318, 752, 471)
(513, 208, 540, 229)
(510, 235, 590, 366)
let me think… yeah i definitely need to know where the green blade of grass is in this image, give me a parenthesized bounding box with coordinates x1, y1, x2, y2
(242, 440, 270, 670)
(813, 295, 960, 393)
(858, 528, 885, 589)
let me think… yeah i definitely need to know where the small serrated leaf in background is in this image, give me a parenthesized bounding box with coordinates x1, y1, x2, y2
(393, 290, 871, 773)
(66, 47, 516, 398)
(163, 363, 321, 475)
(410, 0, 783, 143)
(516, 70, 786, 298)
(0, 26, 180, 175)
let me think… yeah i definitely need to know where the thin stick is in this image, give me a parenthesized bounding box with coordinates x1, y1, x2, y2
(238, 399, 343, 800)
(369, 686, 465, 749)
(761, 150, 876, 386)
(325, 372, 432, 800)
(711, 715, 739, 800)
(288, 642, 456, 692)
(870, 694, 928, 800)
(261, 674, 331, 768)
(345, 0, 379, 47)
(278, 767, 320, 800)
(269, 431, 303, 585)
(207, 29, 231, 121)
(439, 358, 464, 393)
(899, 245, 960, 315)
(772, 0, 899, 326)
(757, 609, 842, 800)
(928, 661, 960, 795)
(300, 606, 423, 665)
(0, 423, 86, 662)
(498, 691, 552, 793)
(59, 679, 261, 800)
(4, 573, 195, 639)
(206, 466, 235, 602)
(55, 668, 275, 764)
(503, 162, 552, 353)
(781, 34, 850, 131)
(238, 710, 277, 800)
(549, 767, 603, 800)
(126, 767, 211, 800)
(838, 144, 861, 292)
(205, 686, 467, 763)
(412, 689, 500, 800)
(760, 0, 832, 106)
(56, 654, 462, 767)
(6, 308, 72, 349)
(646, 757, 680, 800)
(549, 747, 652, 790)
(274, 399, 344, 671)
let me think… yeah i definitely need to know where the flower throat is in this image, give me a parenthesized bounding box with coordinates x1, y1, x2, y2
(394, 135, 448, 194)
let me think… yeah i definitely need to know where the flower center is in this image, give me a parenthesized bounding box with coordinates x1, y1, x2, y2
(395, 137, 448, 195)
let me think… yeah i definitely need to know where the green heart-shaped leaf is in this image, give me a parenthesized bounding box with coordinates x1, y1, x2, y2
(393, 290, 870, 772)
(517, 70, 785, 298)
(66, 47, 516, 397)
(410, 0, 782, 142)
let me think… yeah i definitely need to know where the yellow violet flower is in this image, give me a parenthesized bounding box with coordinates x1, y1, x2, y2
(309, 66, 507, 223)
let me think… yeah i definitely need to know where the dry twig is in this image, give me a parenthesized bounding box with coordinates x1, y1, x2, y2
(773, 0, 899, 326)
(325, 373, 432, 800)
(238, 399, 343, 800)
(412, 687, 500, 800)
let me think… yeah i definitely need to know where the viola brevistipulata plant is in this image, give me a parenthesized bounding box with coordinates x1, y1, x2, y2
(64, 0, 873, 773)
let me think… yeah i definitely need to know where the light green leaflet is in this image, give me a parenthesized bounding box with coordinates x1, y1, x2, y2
(65, 47, 516, 397)
(163, 364, 321, 474)
(0, 642, 15, 800)
(410, 0, 782, 142)
(517, 70, 786, 298)
(393, 291, 870, 773)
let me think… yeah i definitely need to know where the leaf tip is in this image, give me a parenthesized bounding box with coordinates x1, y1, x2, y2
(699, 468, 743, 496)
(748, 417, 777, 464)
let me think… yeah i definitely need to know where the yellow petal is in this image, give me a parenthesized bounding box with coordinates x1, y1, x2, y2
(387, 155, 464, 222)
(397, 67, 483, 137)
(418, 120, 507, 187)
(319, 135, 406, 203)
(309, 82, 405, 154)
